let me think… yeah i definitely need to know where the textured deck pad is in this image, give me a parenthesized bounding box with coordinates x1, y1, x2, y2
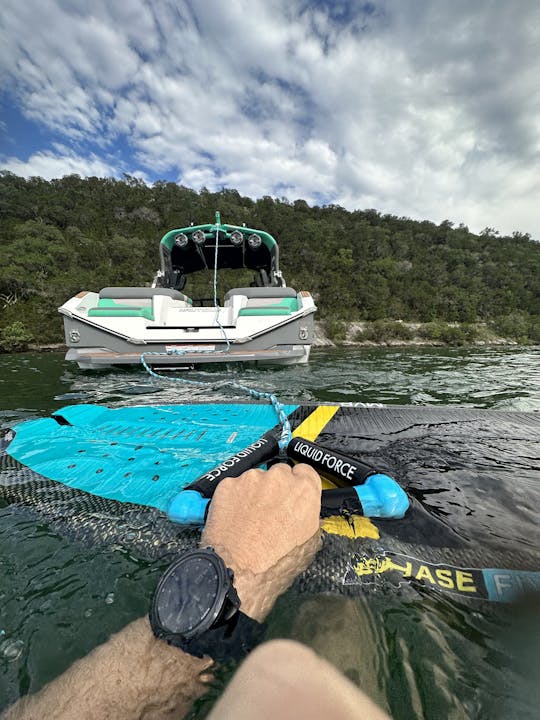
(316, 406, 540, 554)
(2, 403, 539, 602)
(5, 403, 297, 511)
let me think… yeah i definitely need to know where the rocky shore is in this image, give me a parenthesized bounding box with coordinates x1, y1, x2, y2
(313, 321, 518, 348)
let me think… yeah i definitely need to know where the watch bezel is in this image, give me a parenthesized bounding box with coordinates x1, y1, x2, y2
(150, 547, 239, 644)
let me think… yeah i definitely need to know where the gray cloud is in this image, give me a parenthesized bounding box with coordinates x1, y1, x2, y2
(1, 0, 539, 238)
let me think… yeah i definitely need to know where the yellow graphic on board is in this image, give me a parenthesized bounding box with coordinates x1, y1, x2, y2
(292, 405, 340, 442)
(353, 555, 479, 594)
(322, 515, 380, 539)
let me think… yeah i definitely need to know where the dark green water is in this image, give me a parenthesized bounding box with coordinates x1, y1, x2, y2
(1, 346, 539, 717)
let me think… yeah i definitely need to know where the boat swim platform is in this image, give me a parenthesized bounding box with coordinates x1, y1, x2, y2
(66, 345, 308, 368)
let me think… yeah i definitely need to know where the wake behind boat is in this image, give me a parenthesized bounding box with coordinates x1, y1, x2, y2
(59, 213, 317, 369)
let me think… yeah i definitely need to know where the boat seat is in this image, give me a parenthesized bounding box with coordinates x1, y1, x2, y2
(224, 287, 297, 301)
(238, 297, 299, 316)
(99, 287, 191, 303)
(88, 297, 155, 321)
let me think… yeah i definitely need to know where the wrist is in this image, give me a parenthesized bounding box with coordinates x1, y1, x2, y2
(229, 567, 283, 622)
(150, 548, 267, 663)
(208, 532, 322, 622)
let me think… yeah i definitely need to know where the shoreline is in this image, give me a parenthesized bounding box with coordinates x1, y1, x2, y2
(312, 320, 520, 348)
(1, 320, 535, 355)
(11, 323, 523, 354)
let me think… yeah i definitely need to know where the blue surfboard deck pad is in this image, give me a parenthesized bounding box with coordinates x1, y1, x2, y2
(1, 403, 539, 603)
(3, 403, 298, 512)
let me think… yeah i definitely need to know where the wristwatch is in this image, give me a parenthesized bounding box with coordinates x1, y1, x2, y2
(149, 547, 265, 662)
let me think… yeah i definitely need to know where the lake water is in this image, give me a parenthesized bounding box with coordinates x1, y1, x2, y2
(1, 346, 539, 717)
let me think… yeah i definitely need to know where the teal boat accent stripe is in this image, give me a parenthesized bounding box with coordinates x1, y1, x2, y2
(238, 298, 299, 316)
(238, 307, 291, 316)
(8, 404, 297, 512)
(89, 298, 155, 320)
(88, 307, 155, 320)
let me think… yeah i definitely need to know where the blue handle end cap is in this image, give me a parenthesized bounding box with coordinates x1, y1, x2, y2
(355, 474, 409, 519)
(168, 490, 210, 525)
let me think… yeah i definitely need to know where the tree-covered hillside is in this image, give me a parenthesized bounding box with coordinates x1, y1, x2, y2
(0, 171, 538, 347)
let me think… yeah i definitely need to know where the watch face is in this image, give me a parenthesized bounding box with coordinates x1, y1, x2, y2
(155, 555, 221, 636)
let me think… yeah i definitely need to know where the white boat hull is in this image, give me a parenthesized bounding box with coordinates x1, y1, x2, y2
(59, 288, 316, 369)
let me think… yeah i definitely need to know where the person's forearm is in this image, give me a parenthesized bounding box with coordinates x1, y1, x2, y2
(3, 464, 323, 720)
(1, 617, 212, 720)
(3, 530, 321, 720)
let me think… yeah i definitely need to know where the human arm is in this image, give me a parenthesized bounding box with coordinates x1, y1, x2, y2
(1, 616, 212, 720)
(201, 462, 322, 621)
(2, 462, 322, 719)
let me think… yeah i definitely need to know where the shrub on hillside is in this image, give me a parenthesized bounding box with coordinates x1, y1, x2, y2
(527, 317, 540, 343)
(418, 322, 469, 345)
(439, 325, 466, 345)
(323, 319, 347, 342)
(0, 321, 33, 352)
(491, 313, 531, 343)
(356, 320, 414, 342)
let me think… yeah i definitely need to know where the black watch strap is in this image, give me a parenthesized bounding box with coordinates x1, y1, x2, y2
(175, 610, 265, 663)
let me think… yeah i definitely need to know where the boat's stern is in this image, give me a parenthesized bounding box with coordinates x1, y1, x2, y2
(59, 283, 317, 369)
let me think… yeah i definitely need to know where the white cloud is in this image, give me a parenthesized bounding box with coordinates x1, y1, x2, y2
(1, 0, 539, 238)
(3, 149, 118, 180)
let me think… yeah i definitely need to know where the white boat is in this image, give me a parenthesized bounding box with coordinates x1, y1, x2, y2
(59, 214, 317, 369)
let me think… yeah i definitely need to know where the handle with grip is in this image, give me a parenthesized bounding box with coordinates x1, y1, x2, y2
(167, 435, 409, 525)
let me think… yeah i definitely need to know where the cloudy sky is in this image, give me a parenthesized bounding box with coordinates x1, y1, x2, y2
(1, 0, 539, 238)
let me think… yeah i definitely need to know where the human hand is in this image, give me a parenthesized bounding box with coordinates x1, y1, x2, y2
(201, 462, 322, 621)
